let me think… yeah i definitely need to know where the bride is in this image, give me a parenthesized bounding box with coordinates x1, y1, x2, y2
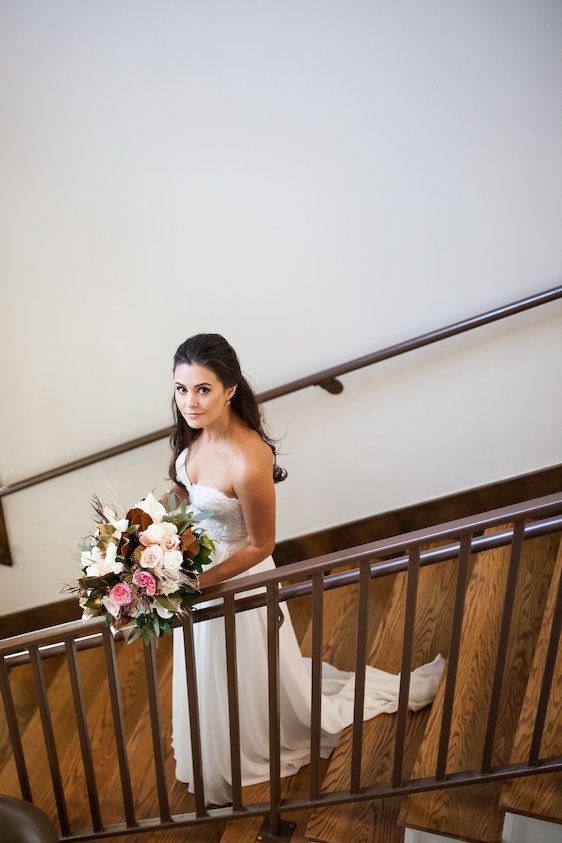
(168, 332, 444, 807)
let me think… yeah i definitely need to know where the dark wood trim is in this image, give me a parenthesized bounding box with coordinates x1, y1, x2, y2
(272, 463, 562, 565)
(0, 501, 12, 567)
(1, 463, 560, 639)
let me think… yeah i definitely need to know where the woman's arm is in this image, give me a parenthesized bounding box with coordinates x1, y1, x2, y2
(197, 449, 276, 589)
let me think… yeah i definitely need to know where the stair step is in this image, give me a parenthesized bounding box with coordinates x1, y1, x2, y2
(397, 528, 560, 843)
(300, 562, 395, 669)
(218, 568, 395, 842)
(305, 540, 462, 843)
(500, 537, 562, 823)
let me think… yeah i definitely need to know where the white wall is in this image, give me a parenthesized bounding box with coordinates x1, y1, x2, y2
(1, 1, 561, 614)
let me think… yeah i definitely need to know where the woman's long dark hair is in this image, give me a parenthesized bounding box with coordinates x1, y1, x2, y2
(168, 333, 287, 486)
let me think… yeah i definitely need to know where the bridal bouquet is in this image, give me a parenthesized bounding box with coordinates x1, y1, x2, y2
(66, 490, 215, 645)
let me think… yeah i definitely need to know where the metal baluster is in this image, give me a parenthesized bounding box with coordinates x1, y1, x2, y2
(528, 558, 562, 765)
(143, 638, 171, 823)
(28, 644, 70, 836)
(481, 520, 525, 774)
(64, 639, 103, 831)
(267, 581, 281, 836)
(180, 609, 207, 816)
(350, 560, 371, 794)
(310, 572, 324, 800)
(392, 545, 421, 789)
(224, 594, 243, 811)
(101, 628, 136, 827)
(0, 655, 32, 801)
(435, 532, 472, 781)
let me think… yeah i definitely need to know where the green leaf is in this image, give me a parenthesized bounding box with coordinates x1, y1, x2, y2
(153, 612, 160, 637)
(80, 576, 104, 587)
(127, 628, 143, 645)
(84, 594, 101, 609)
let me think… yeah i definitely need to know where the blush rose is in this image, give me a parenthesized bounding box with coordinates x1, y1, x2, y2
(132, 569, 157, 596)
(109, 582, 133, 605)
(139, 545, 164, 569)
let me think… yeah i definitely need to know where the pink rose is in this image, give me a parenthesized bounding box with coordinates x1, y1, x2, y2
(109, 582, 132, 605)
(132, 569, 157, 596)
(139, 545, 164, 569)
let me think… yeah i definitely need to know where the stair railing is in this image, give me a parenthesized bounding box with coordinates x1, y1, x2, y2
(1, 284, 561, 567)
(1, 491, 561, 841)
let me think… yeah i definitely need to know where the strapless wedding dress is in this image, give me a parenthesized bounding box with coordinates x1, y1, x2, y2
(171, 446, 444, 806)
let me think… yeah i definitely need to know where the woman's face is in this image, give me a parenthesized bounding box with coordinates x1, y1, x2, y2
(174, 362, 234, 428)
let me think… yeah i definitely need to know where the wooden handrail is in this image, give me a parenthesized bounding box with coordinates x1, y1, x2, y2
(1, 284, 560, 499)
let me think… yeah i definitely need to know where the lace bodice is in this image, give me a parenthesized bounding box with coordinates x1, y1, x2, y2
(174, 447, 249, 544)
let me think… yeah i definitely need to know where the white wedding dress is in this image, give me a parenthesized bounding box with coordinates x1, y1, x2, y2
(171, 446, 445, 806)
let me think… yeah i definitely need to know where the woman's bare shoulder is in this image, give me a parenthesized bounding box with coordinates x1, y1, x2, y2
(232, 427, 273, 471)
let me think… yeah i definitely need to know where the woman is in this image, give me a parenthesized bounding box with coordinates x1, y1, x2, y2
(169, 333, 444, 807)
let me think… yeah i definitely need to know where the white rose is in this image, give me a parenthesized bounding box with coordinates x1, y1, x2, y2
(139, 545, 164, 569)
(162, 550, 183, 573)
(139, 523, 167, 545)
(161, 521, 178, 535)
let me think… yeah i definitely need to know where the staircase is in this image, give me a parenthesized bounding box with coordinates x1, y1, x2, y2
(1, 521, 561, 842)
